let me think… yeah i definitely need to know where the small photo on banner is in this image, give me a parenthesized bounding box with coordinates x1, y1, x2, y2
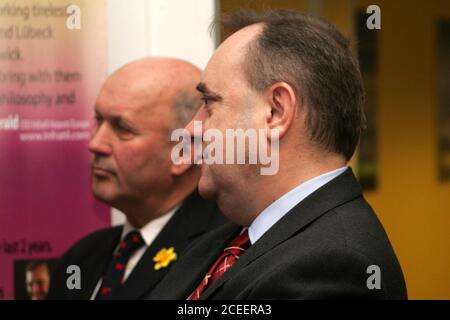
(14, 258, 57, 300)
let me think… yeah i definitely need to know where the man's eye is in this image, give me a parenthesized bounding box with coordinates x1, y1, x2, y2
(201, 96, 215, 115)
(94, 115, 103, 125)
(201, 97, 210, 105)
(115, 124, 136, 140)
(201, 95, 216, 106)
(116, 125, 132, 134)
(116, 124, 130, 132)
(93, 116, 103, 132)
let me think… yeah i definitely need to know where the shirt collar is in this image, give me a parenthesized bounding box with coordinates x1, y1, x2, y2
(248, 167, 348, 245)
(121, 205, 180, 246)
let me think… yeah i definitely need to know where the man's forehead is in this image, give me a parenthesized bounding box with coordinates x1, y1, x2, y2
(201, 44, 243, 92)
(95, 93, 172, 127)
(202, 23, 262, 89)
(95, 89, 138, 115)
(95, 102, 133, 117)
(200, 55, 245, 97)
(96, 81, 160, 116)
(100, 75, 157, 102)
(214, 23, 262, 60)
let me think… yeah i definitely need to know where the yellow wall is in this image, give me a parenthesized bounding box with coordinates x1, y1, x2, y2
(327, 0, 450, 300)
(220, 0, 450, 299)
(354, 0, 450, 299)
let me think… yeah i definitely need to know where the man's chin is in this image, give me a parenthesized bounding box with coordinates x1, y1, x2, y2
(91, 184, 117, 206)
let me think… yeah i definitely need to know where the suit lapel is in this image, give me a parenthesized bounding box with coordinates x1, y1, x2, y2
(114, 191, 224, 299)
(113, 223, 184, 299)
(79, 227, 122, 299)
(152, 222, 242, 299)
(201, 168, 362, 299)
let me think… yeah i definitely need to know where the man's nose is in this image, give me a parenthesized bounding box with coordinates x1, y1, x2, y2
(88, 124, 112, 156)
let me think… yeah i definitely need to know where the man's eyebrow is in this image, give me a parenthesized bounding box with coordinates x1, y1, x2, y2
(196, 82, 223, 101)
(110, 114, 133, 126)
(96, 109, 133, 127)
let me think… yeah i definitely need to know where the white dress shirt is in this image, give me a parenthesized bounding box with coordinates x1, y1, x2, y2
(90, 206, 179, 299)
(248, 167, 348, 245)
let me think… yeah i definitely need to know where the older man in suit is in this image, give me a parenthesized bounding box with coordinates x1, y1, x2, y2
(146, 10, 407, 300)
(47, 58, 226, 300)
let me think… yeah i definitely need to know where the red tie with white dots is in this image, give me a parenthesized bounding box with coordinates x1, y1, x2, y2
(96, 230, 144, 300)
(188, 229, 250, 300)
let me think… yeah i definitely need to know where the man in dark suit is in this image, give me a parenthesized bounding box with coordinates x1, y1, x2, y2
(47, 58, 225, 300)
(146, 10, 407, 299)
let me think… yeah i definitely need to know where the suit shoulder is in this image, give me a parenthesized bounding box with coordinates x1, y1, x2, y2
(306, 196, 407, 299)
(59, 226, 122, 260)
(331, 196, 394, 254)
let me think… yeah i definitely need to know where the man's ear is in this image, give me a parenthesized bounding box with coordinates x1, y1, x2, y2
(170, 128, 197, 177)
(171, 161, 193, 176)
(264, 82, 298, 140)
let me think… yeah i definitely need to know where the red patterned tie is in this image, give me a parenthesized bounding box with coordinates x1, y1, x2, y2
(96, 230, 144, 300)
(188, 229, 250, 300)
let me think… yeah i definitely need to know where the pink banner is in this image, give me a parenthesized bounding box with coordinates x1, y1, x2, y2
(0, 0, 110, 300)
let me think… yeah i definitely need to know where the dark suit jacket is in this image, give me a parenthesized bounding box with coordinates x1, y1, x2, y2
(47, 191, 226, 300)
(146, 169, 407, 300)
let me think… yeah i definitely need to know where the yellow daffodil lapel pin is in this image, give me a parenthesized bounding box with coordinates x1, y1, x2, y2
(153, 247, 177, 270)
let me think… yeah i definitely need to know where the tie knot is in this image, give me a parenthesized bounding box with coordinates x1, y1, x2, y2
(224, 229, 250, 254)
(117, 230, 144, 257)
(187, 229, 251, 300)
(96, 230, 144, 299)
